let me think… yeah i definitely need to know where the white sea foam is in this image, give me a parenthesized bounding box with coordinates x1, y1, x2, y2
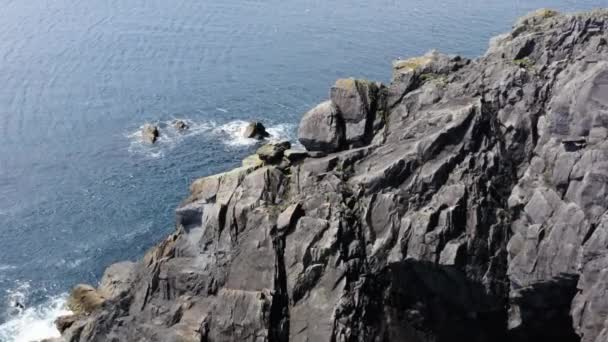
(55, 257, 87, 269)
(265, 123, 296, 143)
(126, 118, 215, 158)
(212, 120, 258, 147)
(127, 118, 296, 156)
(212, 121, 296, 147)
(0, 283, 71, 342)
(0, 264, 16, 272)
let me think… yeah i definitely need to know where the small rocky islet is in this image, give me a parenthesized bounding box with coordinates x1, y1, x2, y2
(140, 120, 190, 145)
(140, 120, 271, 144)
(50, 9, 608, 342)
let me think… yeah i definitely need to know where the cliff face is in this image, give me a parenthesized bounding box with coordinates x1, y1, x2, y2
(55, 9, 608, 342)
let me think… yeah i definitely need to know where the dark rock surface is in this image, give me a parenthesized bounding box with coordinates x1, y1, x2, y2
(256, 141, 292, 164)
(330, 78, 381, 147)
(298, 100, 345, 152)
(142, 124, 159, 144)
(67, 284, 106, 315)
(173, 120, 189, 131)
(244, 121, 271, 140)
(58, 9, 608, 342)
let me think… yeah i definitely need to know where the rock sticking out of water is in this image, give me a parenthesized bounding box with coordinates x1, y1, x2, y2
(172, 119, 189, 131)
(243, 121, 271, 140)
(56, 9, 608, 342)
(141, 124, 159, 144)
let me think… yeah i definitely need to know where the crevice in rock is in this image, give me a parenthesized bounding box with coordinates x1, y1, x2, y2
(514, 39, 537, 60)
(582, 222, 597, 245)
(269, 233, 290, 342)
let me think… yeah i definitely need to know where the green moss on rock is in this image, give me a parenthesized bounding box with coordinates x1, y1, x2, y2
(392, 55, 433, 74)
(513, 58, 535, 69)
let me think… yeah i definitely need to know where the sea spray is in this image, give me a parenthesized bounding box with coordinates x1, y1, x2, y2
(0, 282, 71, 342)
(127, 119, 296, 157)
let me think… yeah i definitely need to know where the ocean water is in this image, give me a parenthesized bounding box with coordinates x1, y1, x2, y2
(0, 0, 606, 340)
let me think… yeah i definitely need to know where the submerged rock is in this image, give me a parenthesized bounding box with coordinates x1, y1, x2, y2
(59, 9, 608, 342)
(173, 119, 189, 131)
(243, 121, 270, 139)
(141, 123, 159, 144)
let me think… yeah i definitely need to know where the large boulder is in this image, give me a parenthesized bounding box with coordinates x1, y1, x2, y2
(330, 78, 379, 146)
(142, 124, 159, 144)
(284, 149, 309, 163)
(256, 141, 291, 164)
(67, 284, 106, 315)
(298, 101, 344, 153)
(98, 261, 137, 300)
(243, 121, 270, 139)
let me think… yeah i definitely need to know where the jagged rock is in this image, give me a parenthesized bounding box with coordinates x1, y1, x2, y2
(256, 141, 291, 164)
(58, 9, 608, 342)
(330, 78, 380, 146)
(98, 261, 136, 300)
(284, 149, 308, 162)
(186, 161, 262, 205)
(55, 314, 78, 333)
(243, 121, 270, 139)
(439, 240, 466, 266)
(513, 8, 559, 34)
(142, 123, 159, 144)
(242, 154, 264, 168)
(389, 50, 467, 108)
(67, 284, 106, 315)
(298, 100, 344, 153)
(277, 203, 303, 232)
(307, 151, 326, 158)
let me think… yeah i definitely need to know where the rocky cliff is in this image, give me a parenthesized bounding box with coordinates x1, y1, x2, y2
(52, 9, 608, 342)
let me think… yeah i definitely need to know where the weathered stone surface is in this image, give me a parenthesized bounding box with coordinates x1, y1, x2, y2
(256, 141, 291, 164)
(67, 284, 106, 315)
(330, 78, 380, 146)
(298, 100, 344, 153)
(59, 9, 608, 342)
(307, 150, 326, 158)
(277, 203, 303, 232)
(284, 149, 308, 162)
(98, 261, 136, 300)
(389, 50, 467, 108)
(142, 123, 159, 144)
(242, 153, 264, 168)
(173, 119, 189, 131)
(243, 121, 270, 139)
(55, 314, 78, 334)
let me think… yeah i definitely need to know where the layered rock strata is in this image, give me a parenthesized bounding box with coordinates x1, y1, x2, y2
(55, 9, 608, 342)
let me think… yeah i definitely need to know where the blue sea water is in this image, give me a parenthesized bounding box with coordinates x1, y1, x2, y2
(0, 0, 606, 340)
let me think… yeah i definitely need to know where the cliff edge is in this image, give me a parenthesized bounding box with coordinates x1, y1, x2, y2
(53, 9, 608, 342)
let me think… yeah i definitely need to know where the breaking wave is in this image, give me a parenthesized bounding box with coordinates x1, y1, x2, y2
(0, 282, 71, 342)
(127, 118, 296, 157)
